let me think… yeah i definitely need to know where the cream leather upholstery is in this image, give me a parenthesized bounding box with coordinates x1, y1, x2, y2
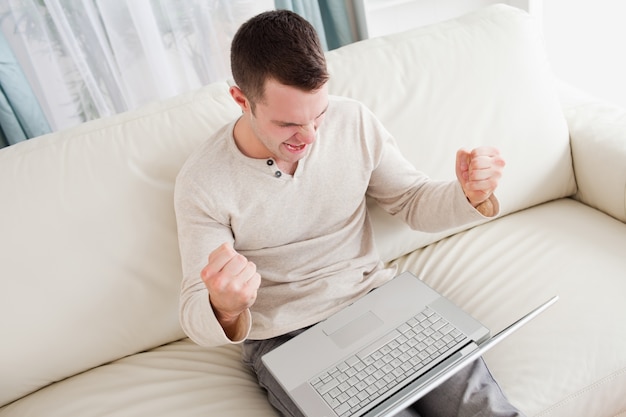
(1, 5, 624, 416)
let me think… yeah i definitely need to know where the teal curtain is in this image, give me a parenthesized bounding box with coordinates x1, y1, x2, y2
(274, 0, 356, 51)
(0, 31, 51, 148)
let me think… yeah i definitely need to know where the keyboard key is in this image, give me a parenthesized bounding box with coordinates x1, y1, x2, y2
(397, 323, 411, 333)
(345, 356, 360, 367)
(335, 403, 350, 415)
(318, 378, 339, 395)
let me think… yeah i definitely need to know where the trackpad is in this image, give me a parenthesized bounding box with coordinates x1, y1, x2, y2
(325, 311, 383, 348)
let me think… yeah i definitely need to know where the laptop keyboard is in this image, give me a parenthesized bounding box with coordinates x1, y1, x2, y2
(309, 307, 467, 417)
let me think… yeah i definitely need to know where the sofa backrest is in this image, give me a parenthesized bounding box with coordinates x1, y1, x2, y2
(0, 84, 240, 405)
(326, 4, 576, 260)
(0, 4, 574, 406)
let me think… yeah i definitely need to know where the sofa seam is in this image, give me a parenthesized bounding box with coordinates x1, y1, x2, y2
(622, 180, 626, 221)
(534, 367, 626, 416)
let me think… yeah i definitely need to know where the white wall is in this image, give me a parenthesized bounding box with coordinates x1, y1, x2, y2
(353, 0, 536, 39)
(355, 0, 626, 109)
(542, 0, 626, 108)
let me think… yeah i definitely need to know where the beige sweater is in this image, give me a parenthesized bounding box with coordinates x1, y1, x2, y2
(174, 96, 495, 347)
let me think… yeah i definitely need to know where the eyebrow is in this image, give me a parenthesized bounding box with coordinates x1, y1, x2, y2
(272, 104, 329, 127)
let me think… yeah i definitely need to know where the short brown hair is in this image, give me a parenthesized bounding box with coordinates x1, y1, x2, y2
(230, 10, 329, 107)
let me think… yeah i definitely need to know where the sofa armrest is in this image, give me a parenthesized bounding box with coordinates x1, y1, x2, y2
(557, 81, 626, 223)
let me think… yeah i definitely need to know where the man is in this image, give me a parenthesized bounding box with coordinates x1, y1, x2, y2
(174, 9, 520, 417)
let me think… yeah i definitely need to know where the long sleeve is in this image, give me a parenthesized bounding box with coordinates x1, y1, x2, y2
(363, 107, 498, 231)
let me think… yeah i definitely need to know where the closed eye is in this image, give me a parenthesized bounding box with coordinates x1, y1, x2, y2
(273, 104, 328, 128)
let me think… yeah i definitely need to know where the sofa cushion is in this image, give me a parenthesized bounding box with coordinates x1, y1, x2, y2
(326, 5, 577, 261)
(389, 198, 626, 416)
(0, 340, 277, 417)
(0, 83, 239, 406)
(3, 199, 625, 417)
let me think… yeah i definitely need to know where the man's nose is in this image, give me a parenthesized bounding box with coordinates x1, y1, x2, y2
(297, 123, 317, 143)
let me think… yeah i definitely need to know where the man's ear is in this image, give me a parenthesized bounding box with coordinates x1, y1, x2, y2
(229, 86, 250, 113)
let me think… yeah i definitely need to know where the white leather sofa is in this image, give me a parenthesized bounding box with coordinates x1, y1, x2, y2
(1, 5, 625, 416)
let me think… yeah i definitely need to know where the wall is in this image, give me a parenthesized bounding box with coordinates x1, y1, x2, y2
(542, 0, 626, 108)
(353, 0, 537, 39)
(355, 0, 626, 109)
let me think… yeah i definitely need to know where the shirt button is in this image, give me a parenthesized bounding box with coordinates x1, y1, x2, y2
(267, 159, 274, 166)
(274, 171, 282, 178)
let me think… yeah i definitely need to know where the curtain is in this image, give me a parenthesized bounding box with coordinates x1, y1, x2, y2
(0, 0, 274, 133)
(275, 0, 357, 51)
(0, 31, 50, 147)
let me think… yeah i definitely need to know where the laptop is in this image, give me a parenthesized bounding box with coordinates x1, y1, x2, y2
(262, 271, 558, 417)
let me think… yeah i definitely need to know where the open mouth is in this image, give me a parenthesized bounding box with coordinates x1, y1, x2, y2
(285, 143, 306, 152)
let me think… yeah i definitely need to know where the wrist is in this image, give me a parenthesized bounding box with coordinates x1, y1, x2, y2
(473, 197, 495, 217)
(209, 297, 245, 339)
(215, 308, 246, 341)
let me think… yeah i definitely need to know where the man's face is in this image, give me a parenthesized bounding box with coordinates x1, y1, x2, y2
(245, 79, 329, 168)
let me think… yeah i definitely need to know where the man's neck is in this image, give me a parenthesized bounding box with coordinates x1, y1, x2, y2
(232, 117, 298, 175)
(232, 116, 268, 159)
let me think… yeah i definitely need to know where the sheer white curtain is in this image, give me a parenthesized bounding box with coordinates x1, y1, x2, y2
(0, 0, 273, 132)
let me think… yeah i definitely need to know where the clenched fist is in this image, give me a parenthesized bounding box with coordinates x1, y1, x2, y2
(201, 243, 261, 336)
(456, 146, 505, 215)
